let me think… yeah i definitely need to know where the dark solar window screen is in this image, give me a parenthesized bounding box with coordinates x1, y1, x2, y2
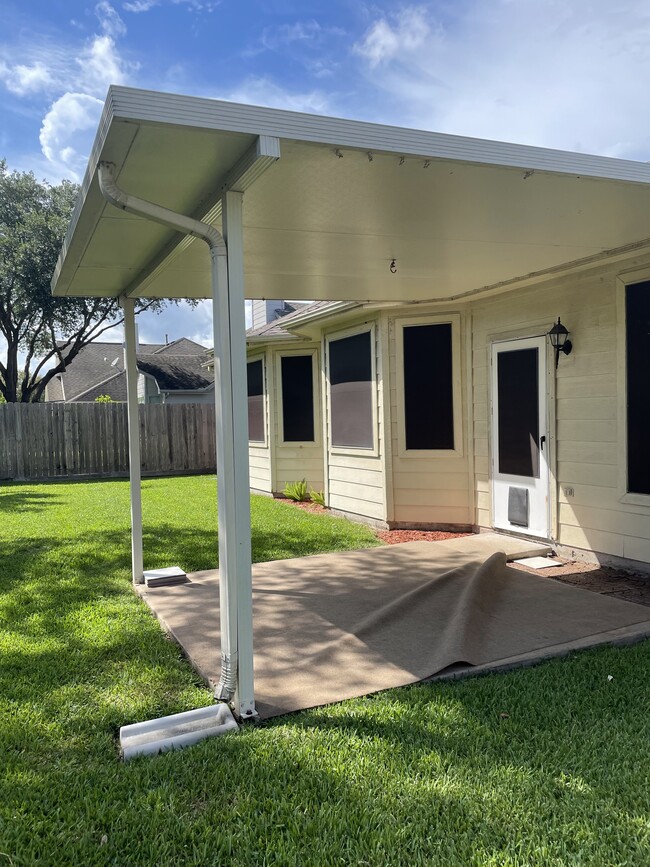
(329, 331, 374, 449)
(281, 355, 315, 442)
(247, 359, 265, 443)
(403, 323, 454, 450)
(626, 281, 650, 495)
(497, 347, 539, 478)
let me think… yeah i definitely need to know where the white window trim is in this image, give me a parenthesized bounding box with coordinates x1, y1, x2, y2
(275, 348, 320, 446)
(325, 322, 379, 457)
(394, 313, 463, 459)
(616, 270, 650, 508)
(247, 353, 268, 448)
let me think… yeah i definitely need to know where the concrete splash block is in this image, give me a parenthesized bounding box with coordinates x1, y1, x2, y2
(144, 566, 187, 587)
(120, 703, 239, 761)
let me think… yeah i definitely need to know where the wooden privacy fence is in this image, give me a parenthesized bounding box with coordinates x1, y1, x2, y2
(0, 402, 216, 481)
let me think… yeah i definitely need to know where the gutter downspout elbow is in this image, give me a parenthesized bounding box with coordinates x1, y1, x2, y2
(97, 161, 226, 256)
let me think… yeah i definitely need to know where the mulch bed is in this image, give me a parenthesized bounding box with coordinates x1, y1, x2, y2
(374, 528, 472, 544)
(276, 498, 650, 606)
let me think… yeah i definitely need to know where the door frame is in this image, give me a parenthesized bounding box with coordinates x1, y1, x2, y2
(489, 333, 555, 541)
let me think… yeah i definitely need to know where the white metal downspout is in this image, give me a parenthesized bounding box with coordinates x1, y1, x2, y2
(98, 161, 256, 718)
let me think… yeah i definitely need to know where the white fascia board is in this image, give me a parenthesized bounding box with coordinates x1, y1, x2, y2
(110, 86, 650, 184)
(276, 301, 361, 329)
(246, 333, 303, 344)
(51, 91, 120, 295)
(244, 303, 362, 344)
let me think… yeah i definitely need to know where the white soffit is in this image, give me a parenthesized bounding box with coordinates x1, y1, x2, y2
(52, 86, 650, 303)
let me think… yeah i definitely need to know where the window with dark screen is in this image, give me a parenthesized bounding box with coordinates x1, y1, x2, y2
(626, 280, 650, 495)
(247, 358, 265, 443)
(281, 354, 315, 442)
(328, 330, 374, 449)
(403, 323, 454, 450)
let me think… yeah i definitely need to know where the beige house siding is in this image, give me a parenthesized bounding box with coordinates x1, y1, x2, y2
(470, 250, 650, 563)
(388, 308, 473, 528)
(324, 317, 387, 523)
(247, 246, 650, 565)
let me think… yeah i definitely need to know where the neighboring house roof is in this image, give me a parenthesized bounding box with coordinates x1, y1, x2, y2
(137, 354, 213, 391)
(150, 336, 208, 357)
(45, 338, 212, 401)
(73, 372, 128, 402)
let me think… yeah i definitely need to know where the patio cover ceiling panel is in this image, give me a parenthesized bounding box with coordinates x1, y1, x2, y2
(52, 87, 650, 303)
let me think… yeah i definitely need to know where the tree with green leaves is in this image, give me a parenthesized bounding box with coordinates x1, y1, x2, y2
(0, 161, 170, 403)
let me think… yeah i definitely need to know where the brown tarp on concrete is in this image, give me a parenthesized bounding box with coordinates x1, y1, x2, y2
(140, 539, 650, 718)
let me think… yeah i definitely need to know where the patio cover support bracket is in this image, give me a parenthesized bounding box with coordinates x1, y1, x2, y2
(97, 161, 256, 719)
(121, 296, 144, 584)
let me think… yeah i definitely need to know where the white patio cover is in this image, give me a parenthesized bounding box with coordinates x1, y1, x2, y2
(53, 86, 650, 307)
(50, 85, 650, 719)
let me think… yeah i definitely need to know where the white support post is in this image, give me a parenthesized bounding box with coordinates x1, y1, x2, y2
(97, 160, 258, 716)
(121, 296, 144, 584)
(212, 190, 257, 720)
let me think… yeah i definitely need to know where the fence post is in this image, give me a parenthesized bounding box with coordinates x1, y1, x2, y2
(14, 404, 25, 480)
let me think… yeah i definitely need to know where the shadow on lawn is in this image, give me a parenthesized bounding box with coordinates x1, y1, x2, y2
(0, 488, 61, 513)
(0, 517, 371, 694)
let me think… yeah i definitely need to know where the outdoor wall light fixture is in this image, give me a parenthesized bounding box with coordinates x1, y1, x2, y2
(548, 317, 572, 368)
(390, 259, 397, 273)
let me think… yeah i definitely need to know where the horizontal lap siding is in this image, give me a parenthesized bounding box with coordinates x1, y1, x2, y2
(326, 320, 386, 522)
(471, 249, 650, 563)
(389, 311, 472, 527)
(275, 449, 324, 493)
(328, 452, 385, 523)
(249, 448, 272, 491)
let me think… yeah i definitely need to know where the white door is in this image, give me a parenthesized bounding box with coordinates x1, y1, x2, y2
(491, 336, 550, 539)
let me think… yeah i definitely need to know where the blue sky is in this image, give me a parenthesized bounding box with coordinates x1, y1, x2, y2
(2, 0, 650, 345)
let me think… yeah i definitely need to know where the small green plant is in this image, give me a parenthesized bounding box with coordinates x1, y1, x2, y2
(309, 489, 326, 507)
(283, 479, 309, 501)
(94, 394, 115, 403)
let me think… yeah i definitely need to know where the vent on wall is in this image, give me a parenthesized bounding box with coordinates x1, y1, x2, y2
(508, 487, 529, 527)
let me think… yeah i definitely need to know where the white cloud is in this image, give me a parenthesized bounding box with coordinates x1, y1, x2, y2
(135, 300, 215, 346)
(123, 0, 159, 11)
(123, 0, 219, 12)
(259, 20, 346, 51)
(0, 60, 53, 96)
(223, 76, 332, 115)
(353, 0, 650, 160)
(77, 34, 134, 96)
(354, 6, 431, 68)
(39, 92, 104, 181)
(96, 1, 127, 38)
(0, 32, 135, 104)
(246, 19, 346, 77)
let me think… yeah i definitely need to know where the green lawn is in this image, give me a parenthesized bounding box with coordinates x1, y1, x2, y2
(1, 476, 649, 866)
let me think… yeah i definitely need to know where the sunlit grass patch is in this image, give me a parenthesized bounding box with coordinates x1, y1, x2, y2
(0, 476, 648, 865)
